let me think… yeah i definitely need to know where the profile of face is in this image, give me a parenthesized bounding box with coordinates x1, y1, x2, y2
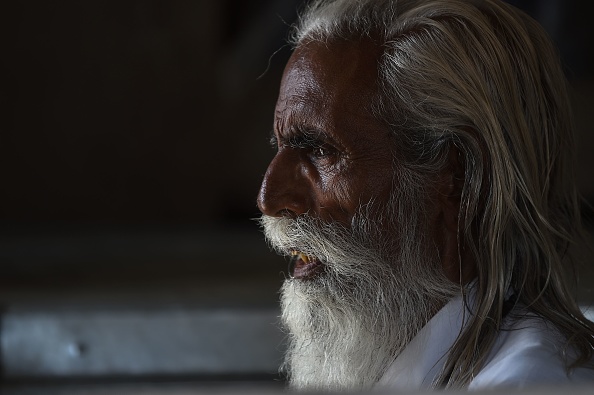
(257, 39, 396, 278)
(257, 40, 459, 391)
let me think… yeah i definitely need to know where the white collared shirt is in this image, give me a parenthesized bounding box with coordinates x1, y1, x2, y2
(376, 294, 594, 390)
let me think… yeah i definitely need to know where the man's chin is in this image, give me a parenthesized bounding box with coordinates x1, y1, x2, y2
(280, 254, 458, 392)
(280, 272, 405, 391)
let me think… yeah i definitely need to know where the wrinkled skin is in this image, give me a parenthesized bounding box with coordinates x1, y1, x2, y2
(257, 39, 471, 283)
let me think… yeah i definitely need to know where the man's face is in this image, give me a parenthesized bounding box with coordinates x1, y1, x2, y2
(257, 40, 458, 391)
(257, 39, 397, 278)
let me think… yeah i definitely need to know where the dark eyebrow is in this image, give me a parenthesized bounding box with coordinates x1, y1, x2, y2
(278, 126, 337, 149)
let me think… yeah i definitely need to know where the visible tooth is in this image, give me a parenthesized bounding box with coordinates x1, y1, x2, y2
(290, 250, 313, 264)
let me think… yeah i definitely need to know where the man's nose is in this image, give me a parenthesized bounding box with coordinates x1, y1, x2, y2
(257, 150, 313, 218)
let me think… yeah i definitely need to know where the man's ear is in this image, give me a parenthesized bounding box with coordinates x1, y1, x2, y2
(437, 144, 465, 233)
(434, 143, 477, 284)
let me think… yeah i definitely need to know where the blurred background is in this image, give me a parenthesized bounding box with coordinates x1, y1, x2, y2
(1, 0, 593, 393)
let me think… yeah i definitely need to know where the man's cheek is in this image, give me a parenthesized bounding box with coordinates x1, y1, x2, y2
(317, 178, 358, 220)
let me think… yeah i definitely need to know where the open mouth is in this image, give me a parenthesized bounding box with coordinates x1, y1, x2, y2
(290, 250, 324, 280)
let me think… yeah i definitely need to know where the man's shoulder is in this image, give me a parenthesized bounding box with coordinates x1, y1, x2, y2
(469, 312, 594, 389)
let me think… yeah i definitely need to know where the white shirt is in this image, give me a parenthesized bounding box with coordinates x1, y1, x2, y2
(376, 293, 594, 390)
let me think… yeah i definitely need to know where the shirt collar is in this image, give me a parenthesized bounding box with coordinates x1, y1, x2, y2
(375, 293, 471, 391)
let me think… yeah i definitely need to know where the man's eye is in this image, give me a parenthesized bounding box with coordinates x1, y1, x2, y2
(311, 144, 337, 161)
(314, 146, 327, 157)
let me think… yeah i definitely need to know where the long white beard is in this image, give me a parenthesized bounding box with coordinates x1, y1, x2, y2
(260, 202, 457, 392)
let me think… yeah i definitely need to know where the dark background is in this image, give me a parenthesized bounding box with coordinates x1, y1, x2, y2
(2, 0, 298, 226)
(1, 0, 593, 391)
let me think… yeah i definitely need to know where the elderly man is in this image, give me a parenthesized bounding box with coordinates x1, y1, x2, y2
(257, 0, 594, 391)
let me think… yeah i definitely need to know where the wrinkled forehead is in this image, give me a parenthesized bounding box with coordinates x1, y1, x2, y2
(279, 38, 384, 108)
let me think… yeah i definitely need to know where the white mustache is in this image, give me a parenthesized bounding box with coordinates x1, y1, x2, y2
(259, 213, 395, 280)
(259, 214, 348, 261)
